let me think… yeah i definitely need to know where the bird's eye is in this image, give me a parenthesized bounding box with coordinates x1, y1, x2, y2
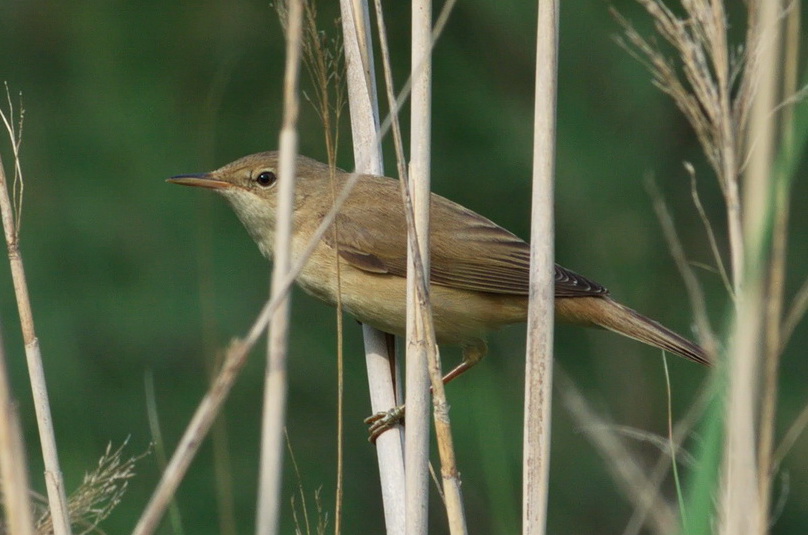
(256, 171, 277, 187)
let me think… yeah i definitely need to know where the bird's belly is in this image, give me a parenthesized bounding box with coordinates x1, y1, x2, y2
(295, 254, 528, 346)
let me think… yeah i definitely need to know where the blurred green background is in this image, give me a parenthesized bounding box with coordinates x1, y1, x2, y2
(1, 1, 806, 533)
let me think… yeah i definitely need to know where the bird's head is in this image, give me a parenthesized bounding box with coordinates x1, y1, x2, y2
(168, 151, 333, 257)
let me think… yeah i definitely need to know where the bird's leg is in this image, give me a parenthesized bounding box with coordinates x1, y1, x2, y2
(441, 339, 487, 384)
(365, 339, 488, 443)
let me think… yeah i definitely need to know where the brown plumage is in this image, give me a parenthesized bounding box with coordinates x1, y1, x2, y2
(168, 152, 710, 376)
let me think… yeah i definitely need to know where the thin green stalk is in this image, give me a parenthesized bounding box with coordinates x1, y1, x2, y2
(663, 356, 687, 529)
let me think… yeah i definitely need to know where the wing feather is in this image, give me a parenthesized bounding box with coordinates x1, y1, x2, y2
(322, 175, 609, 298)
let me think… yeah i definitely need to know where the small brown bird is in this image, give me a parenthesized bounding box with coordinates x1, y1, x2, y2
(169, 152, 709, 381)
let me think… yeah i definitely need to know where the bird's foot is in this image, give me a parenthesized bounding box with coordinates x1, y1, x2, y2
(364, 405, 405, 443)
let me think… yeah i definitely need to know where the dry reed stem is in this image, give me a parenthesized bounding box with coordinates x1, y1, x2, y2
(721, 289, 765, 534)
(0, 99, 34, 535)
(289, 2, 348, 528)
(339, 0, 384, 170)
(286, 0, 349, 526)
(277, 25, 355, 532)
(370, 0, 468, 531)
(0, 105, 72, 535)
(284, 4, 349, 526)
(330, 182, 345, 535)
(256, 0, 304, 531)
(361, 328, 406, 532)
(720, 1, 782, 531)
(522, 2, 558, 534)
(375, 0, 467, 533)
(338, 1, 406, 532)
(404, 0, 433, 531)
(0, 323, 36, 535)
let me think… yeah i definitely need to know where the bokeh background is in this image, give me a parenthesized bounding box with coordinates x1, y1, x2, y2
(1, 1, 806, 533)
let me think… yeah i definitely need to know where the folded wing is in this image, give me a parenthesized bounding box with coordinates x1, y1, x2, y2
(322, 177, 609, 299)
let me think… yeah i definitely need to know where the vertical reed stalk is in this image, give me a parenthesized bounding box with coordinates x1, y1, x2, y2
(338, 1, 406, 532)
(256, 0, 304, 531)
(371, 0, 467, 531)
(0, 107, 72, 535)
(720, 1, 781, 532)
(522, 1, 558, 534)
(277, 2, 347, 528)
(404, 0, 433, 531)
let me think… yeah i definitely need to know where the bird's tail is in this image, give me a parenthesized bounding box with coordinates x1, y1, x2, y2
(555, 296, 710, 366)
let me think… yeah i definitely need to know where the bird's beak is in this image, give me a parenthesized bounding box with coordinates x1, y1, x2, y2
(167, 173, 232, 190)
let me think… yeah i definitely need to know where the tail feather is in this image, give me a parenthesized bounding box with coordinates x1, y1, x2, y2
(555, 296, 710, 366)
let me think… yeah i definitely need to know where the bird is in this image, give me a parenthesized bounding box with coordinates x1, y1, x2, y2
(168, 151, 709, 384)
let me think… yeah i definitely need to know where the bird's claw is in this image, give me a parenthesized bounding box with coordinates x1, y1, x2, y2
(364, 405, 405, 443)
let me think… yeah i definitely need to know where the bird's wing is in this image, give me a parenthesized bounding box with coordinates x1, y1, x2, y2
(323, 177, 609, 298)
